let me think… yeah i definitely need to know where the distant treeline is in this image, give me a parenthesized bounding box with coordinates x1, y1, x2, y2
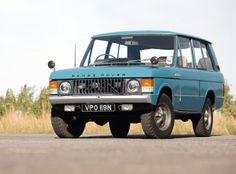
(0, 84, 236, 118)
(0, 85, 51, 117)
(220, 84, 236, 118)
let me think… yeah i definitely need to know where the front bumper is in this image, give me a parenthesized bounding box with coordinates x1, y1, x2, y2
(49, 95, 152, 104)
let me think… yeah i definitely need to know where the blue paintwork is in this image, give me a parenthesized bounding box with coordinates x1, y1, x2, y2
(50, 66, 160, 79)
(49, 31, 224, 112)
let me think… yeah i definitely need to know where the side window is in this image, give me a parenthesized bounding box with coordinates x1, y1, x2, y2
(110, 43, 127, 58)
(118, 45, 128, 58)
(192, 40, 207, 69)
(201, 43, 214, 71)
(178, 37, 194, 68)
(109, 43, 119, 57)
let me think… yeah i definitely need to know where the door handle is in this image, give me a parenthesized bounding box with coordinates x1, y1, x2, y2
(174, 73, 181, 77)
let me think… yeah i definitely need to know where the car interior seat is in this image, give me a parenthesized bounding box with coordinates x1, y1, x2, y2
(179, 56, 188, 68)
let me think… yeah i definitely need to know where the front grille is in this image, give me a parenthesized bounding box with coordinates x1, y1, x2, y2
(73, 78, 124, 95)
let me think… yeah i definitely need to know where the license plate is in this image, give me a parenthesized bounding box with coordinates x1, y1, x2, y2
(81, 104, 115, 112)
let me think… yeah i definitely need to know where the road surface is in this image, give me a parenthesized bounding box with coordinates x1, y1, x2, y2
(0, 134, 235, 174)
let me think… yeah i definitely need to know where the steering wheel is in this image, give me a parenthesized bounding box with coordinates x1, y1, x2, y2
(94, 53, 117, 62)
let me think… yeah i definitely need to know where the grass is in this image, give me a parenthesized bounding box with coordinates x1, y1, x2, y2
(0, 111, 236, 135)
(0, 112, 52, 134)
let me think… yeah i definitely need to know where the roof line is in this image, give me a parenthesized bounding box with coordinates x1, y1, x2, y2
(92, 30, 211, 43)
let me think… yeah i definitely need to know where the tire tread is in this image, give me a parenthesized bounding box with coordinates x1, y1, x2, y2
(141, 94, 174, 139)
(51, 115, 85, 138)
(192, 98, 213, 137)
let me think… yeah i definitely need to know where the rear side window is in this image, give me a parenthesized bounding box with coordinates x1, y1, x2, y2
(192, 39, 214, 71)
(201, 43, 214, 71)
(193, 40, 207, 69)
(178, 37, 194, 68)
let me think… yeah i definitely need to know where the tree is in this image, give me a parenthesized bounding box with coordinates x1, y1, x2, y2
(5, 89, 16, 111)
(220, 83, 236, 117)
(33, 88, 51, 116)
(16, 85, 35, 114)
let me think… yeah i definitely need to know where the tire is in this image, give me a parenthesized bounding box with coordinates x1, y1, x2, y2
(192, 98, 213, 137)
(51, 114, 85, 138)
(109, 120, 130, 138)
(141, 94, 174, 139)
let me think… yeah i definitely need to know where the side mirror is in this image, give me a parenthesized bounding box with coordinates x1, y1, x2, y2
(216, 65, 220, 71)
(150, 56, 159, 64)
(150, 56, 167, 65)
(48, 60, 55, 70)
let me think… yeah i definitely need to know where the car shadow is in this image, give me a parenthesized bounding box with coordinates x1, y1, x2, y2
(79, 134, 221, 139)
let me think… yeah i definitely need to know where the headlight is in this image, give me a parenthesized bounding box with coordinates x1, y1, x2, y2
(59, 81, 71, 95)
(127, 79, 140, 94)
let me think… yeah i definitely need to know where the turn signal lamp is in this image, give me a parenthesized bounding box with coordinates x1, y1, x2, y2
(141, 79, 154, 93)
(49, 80, 58, 95)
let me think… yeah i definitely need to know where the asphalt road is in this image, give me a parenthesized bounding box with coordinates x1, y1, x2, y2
(0, 134, 236, 174)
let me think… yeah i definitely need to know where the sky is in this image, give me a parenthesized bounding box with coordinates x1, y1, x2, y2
(0, 0, 236, 96)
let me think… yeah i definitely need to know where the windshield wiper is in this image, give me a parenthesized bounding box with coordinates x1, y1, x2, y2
(90, 58, 148, 66)
(89, 59, 115, 66)
(126, 58, 150, 64)
(126, 60, 142, 63)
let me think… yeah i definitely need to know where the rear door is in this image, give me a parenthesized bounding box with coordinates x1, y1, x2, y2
(192, 39, 224, 110)
(175, 37, 201, 112)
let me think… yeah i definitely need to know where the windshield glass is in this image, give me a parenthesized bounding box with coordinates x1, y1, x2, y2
(81, 35, 175, 66)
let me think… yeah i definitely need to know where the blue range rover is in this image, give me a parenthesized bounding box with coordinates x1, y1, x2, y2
(48, 31, 224, 138)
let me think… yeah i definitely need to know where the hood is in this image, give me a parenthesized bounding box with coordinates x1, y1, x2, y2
(50, 66, 161, 79)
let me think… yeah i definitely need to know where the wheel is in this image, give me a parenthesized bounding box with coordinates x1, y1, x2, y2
(51, 112, 85, 138)
(141, 94, 174, 139)
(109, 120, 130, 138)
(192, 98, 213, 137)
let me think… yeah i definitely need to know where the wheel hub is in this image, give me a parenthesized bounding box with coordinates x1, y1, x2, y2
(204, 105, 212, 130)
(154, 105, 171, 131)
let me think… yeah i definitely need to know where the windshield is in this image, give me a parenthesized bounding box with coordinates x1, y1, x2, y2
(81, 35, 175, 66)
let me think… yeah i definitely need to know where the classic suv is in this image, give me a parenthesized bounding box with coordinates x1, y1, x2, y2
(48, 31, 224, 138)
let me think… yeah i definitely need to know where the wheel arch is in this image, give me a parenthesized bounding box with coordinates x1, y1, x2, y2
(205, 90, 215, 109)
(158, 86, 173, 104)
